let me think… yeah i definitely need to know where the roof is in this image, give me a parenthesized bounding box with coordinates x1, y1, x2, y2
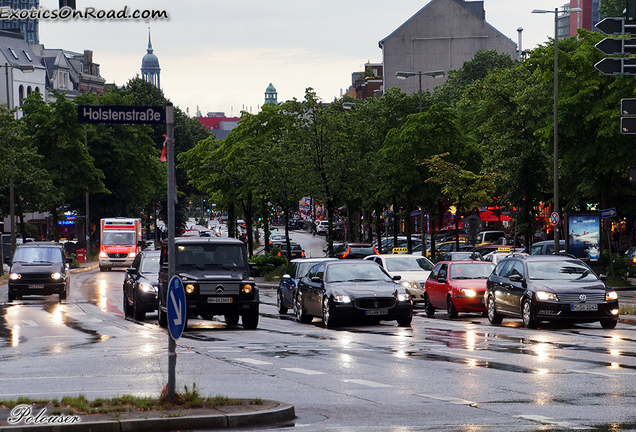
(265, 83, 277, 94)
(174, 237, 243, 245)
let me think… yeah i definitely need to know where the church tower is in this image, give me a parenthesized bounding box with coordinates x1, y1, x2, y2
(141, 30, 160, 88)
(264, 83, 277, 106)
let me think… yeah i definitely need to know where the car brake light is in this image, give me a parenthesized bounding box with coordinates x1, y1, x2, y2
(374, 247, 379, 255)
(301, 251, 305, 257)
(277, 251, 281, 257)
(632, 257, 636, 265)
(342, 246, 350, 258)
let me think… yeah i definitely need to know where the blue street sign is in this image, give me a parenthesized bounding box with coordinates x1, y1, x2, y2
(600, 208, 617, 218)
(167, 276, 186, 340)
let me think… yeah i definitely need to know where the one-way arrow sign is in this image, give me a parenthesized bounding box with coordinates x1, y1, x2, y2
(596, 38, 636, 55)
(596, 17, 636, 35)
(594, 57, 636, 75)
(601, 208, 617, 218)
(167, 276, 186, 340)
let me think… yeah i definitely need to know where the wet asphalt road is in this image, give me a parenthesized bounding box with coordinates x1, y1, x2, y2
(2, 233, 636, 431)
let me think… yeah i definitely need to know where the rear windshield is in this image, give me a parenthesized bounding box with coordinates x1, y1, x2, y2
(449, 263, 494, 280)
(176, 244, 246, 269)
(349, 246, 375, 254)
(13, 247, 63, 264)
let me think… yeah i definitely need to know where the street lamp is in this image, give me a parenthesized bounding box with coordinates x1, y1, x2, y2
(395, 70, 445, 112)
(3, 63, 35, 255)
(531, 7, 581, 253)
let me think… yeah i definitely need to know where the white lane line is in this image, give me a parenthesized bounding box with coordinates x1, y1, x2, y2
(517, 415, 594, 430)
(343, 379, 392, 388)
(435, 349, 495, 361)
(104, 326, 129, 335)
(417, 394, 477, 405)
(21, 320, 38, 327)
(281, 368, 326, 375)
(570, 369, 619, 378)
(234, 358, 272, 365)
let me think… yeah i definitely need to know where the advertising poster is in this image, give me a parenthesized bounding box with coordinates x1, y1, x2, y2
(567, 214, 601, 261)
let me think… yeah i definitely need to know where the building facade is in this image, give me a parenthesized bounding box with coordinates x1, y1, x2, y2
(197, 112, 240, 140)
(0, 0, 38, 44)
(379, 0, 518, 95)
(141, 31, 160, 88)
(264, 83, 277, 105)
(568, 0, 600, 37)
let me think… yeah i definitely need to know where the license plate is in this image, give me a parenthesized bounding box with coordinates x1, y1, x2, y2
(28, 284, 44, 289)
(208, 297, 232, 303)
(571, 303, 598, 311)
(365, 309, 388, 316)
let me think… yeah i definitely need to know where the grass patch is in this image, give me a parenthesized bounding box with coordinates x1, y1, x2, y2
(620, 305, 636, 315)
(0, 384, 260, 415)
(606, 277, 633, 288)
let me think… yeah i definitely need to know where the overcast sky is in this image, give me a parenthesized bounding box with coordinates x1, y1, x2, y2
(37, 0, 571, 117)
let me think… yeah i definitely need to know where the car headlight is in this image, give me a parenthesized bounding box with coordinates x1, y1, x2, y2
(128, 251, 137, 258)
(241, 283, 254, 294)
(400, 280, 419, 291)
(606, 291, 618, 301)
(139, 282, 155, 293)
(185, 283, 197, 294)
(397, 293, 411, 302)
(51, 272, 62, 280)
(333, 295, 351, 303)
(99, 251, 108, 258)
(536, 291, 557, 301)
(461, 289, 477, 298)
(9, 273, 20, 280)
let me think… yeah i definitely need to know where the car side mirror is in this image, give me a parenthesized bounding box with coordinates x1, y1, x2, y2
(599, 274, 608, 281)
(311, 276, 322, 283)
(248, 262, 257, 273)
(392, 275, 401, 281)
(282, 274, 291, 279)
(509, 274, 523, 282)
(65, 257, 72, 264)
(437, 276, 447, 283)
(127, 267, 139, 275)
(5, 256, 11, 264)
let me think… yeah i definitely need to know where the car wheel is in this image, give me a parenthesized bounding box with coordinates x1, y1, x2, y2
(277, 290, 288, 315)
(99, 265, 104, 272)
(296, 295, 311, 324)
(522, 299, 538, 329)
(322, 298, 338, 328)
(601, 319, 618, 329)
(133, 292, 146, 321)
(158, 301, 168, 328)
(59, 287, 67, 302)
(397, 313, 413, 327)
(487, 295, 503, 325)
(225, 313, 240, 326)
(8, 290, 14, 302)
(242, 309, 259, 330)
(424, 294, 435, 316)
(446, 295, 458, 319)
(123, 293, 132, 317)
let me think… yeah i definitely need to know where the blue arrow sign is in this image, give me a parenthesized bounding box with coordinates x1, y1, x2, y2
(167, 276, 186, 340)
(600, 208, 617, 218)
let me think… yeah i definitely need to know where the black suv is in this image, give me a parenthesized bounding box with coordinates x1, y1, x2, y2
(6, 242, 71, 302)
(157, 237, 259, 329)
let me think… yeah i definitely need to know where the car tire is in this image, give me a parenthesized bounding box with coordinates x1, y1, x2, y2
(8, 290, 14, 302)
(487, 295, 503, 325)
(133, 292, 146, 321)
(123, 293, 133, 318)
(277, 290, 288, 315)
(59, 287, 67, 301)
(158, 302, 168, 328)
(99, 265, 104, 272)
(601, 319, 618, 329)
(242, 309, 259, 330)
(397, 313, 413, 327)
(522, 299, 538, 329)
(447, 295, 458, 319)
(322, 298, 338, 328)
(225, 313, 240, 326)
(296, 296, 311, 324)
(424, 294, 435, 317)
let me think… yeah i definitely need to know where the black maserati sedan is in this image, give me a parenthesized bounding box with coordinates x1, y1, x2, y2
(486, 255, 619, 329)
(295, 260, 413, 328)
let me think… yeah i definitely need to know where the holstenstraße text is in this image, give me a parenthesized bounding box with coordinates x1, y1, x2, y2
(78, 105, 167, 125)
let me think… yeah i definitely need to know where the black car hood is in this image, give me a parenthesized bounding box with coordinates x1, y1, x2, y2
(327, 281, 398, 298)
(178, 269, 249, 281)
(11, 262, 64, 274)
(530, 280, 608, 293)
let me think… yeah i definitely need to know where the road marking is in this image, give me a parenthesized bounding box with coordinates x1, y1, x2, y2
(104, 326, 129, 335)
(435, 349, 495, 361)
(570, 369, 619, 378)
(282, 368, 325, 375)
(343, 379, 392, 388)
(21, 320, 38, 327)
(234, 358, 272, 365)
(417, 394, 477, 405)
(518, 415, 594, 430)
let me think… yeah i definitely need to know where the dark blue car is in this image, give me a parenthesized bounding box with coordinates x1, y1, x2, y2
(277, 258, 337, 314)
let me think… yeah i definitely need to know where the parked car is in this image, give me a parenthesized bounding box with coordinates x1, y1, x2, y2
(6, 242, 71, 302)
(424, 260, 495, 318)
(287, 218, 304, 230)
(440, 251, 483, 261)
(123, 250, 160, 321)
(333, 243, 379, 259)
(277, 242, 306, 260)
(295, 260, 413, 327)
(277, 257, 338, 314)
(476, 230, 506, 245)
(529, 240, 565, 255)
(485, 255, 619, 329)
(157, 237, 259, 329)
(364, 254, 434, 305)
(483, 251, 528, 265)
(426, 239, 467, 259)
(315, 220, 329, 235)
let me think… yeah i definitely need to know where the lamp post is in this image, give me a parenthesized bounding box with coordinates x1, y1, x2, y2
(395, 70, 445, 112)
(531, 6, 581, 253)
(3, 63, 35, 255)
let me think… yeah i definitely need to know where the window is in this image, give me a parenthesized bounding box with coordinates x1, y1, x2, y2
(7, 48, 19, 60)
(22, 50, 32, 62)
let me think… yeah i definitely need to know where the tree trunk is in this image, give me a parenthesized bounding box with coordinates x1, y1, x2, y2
(375, 203, 383, 254)
(392, 196, 398, 249)
(406, 194, 412, 254)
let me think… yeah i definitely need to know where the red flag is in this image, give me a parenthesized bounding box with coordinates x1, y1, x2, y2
(160, 142, 167, 162)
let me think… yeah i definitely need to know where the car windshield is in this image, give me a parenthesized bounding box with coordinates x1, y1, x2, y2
(385, 257, 433, 272)
(177, 244, 246, 269)
(13, 247, 63, 264)
(140, 255, 160, 274)
(297, 262, 318, 278)
(527, 260, 598, 281)
(102, 232, 135, 246)
(449, 263, 494, 280)
(325, 263, 392, 283)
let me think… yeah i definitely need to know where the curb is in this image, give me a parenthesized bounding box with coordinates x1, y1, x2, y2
(0, 402, 295, 432)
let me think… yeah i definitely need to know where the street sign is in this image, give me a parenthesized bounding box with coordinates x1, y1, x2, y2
(596, 17, 636, 35)
(77, 105, 167, 124)
(596, 38, 636, 55)
(167, 276, 186, 340)
(621, 117, 636, 134)
(594, 57, 636, 75)
(601, 208, 617, 218)
(622, 99, 636, 115)
(550, 212, 560, 226)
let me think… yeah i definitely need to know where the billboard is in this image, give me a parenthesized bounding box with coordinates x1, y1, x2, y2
(566, 213, 601, 262)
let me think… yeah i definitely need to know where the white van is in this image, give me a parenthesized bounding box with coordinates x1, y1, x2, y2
(476, 230, 506, 244)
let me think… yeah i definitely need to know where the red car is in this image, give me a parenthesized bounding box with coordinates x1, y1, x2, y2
(424, 260, 495, 318)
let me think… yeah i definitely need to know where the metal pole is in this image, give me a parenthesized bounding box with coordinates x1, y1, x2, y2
(166, 104, 177, 401)
(553, 8, 560, 254)
(6, 64, 15, 256)
(84, 125, 90, 260)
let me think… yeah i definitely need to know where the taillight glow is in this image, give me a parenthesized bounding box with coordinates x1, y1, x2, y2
(342, 246, 350, 259)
